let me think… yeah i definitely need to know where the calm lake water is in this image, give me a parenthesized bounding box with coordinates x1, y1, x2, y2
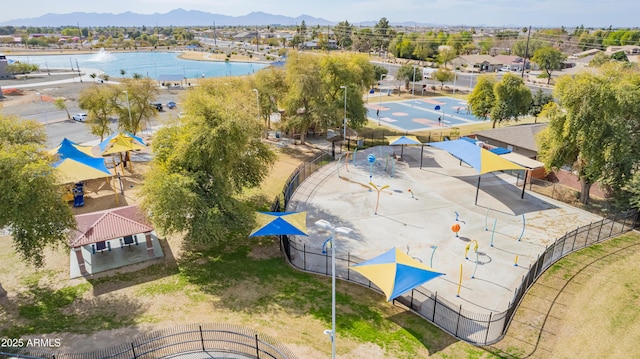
(9, 50, 269, 79)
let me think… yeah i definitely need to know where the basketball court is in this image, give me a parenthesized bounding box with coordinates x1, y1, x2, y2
(366, 97, 482, 132)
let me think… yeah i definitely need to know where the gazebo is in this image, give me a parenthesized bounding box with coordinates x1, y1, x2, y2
(67, 205, 163, 278)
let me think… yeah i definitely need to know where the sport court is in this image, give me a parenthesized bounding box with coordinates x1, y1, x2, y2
(366, 97, 481, 131)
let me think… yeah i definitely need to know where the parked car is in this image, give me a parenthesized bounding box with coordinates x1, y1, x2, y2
(499, 66, 511, 72)
(72, 113, 87, 122)
(167, 101, 177, 109)
(150, 102, 163, 111)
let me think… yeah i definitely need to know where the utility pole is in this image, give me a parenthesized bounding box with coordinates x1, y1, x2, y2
(213, 21, 217, 46)
(521, 26, 531, 78)
(256, 26, 259, 52)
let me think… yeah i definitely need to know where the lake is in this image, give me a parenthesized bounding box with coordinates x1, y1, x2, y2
(9, 50, 269, 79)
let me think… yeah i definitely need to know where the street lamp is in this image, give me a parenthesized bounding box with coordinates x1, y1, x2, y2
(411, 65, 417, 100)
(315, 219, 353, 359)
(340, 85, 347, 143)
(379, 74, 388, 126)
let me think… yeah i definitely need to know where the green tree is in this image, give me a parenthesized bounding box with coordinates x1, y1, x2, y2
(282, 52, 324, 144)
(141, 78, 276, 245)
(432, 68, 455, 89)
(116, 78, 159, 135)
(352, 28, 373, 53)
(396, 63, 418, 90)
(529, 88, 554, 122)
(0, 115, 75, 291)
(437, 47, 457, 68)
(536, 68, 626, 205)
(5, 62, 39, 77)
(254, 66, 288, 135)
(532, 47, 566, 85)
(78, 85, 119, 141)
(373, 17, 391, 51)
(589, 52, 610, 67)
(468, 75, 497, 122)
(511, 39, 547, 58)
(490, 73, 532, 128)
(334, 20, 353, 49)
(611, 51, 629, 62)
(54, 98, 71, 120)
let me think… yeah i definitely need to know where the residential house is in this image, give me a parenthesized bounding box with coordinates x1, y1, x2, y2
(452, 54, 504, 72)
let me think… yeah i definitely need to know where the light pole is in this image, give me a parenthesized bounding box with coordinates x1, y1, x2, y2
(340, 85, 347, 143)
(379, 74, 387, 126)
(315, 219, 353, 359)
(411, 65, 417, 100)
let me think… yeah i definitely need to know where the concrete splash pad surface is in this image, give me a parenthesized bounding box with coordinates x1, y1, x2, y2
(288, 145, 602, 314)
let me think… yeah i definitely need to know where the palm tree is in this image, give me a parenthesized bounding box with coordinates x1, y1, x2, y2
(120, 69, 126, 78)
(89, 73, 97, 82)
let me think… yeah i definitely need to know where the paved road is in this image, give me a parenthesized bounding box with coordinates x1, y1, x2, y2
(371, 61, 553, 95)
(1, 72, 181, 147)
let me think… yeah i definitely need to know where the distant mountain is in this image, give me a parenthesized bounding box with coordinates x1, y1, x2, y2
(0, 9, 334, 27)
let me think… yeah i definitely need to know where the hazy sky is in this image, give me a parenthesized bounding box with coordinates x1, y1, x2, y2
(2, 0, 638, 28)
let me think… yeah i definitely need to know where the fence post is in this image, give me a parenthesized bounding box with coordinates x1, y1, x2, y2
(573, 227, 579, 251)
(571, 229, 577, 252)
(597, 218, 605, 241)
(303, 243, 306, 270)
(609, 212, 617, 237)
(455, 305, 462, 337)
(432, 292, 437, 321)
(410, 289, 414, 309)
(585, 222, 592, 246)
(255, 334, 260, 359)
(484, 312, 492, 344)
(199, 325, 206, 351)
(131, 343, 137, 359)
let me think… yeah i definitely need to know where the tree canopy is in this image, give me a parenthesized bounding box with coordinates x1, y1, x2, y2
(468, 74, 531, 128)
(274, 52, 373, 143)
(141, 78, 276, 245)
(0, 115, 75, 268)
(532, 47, 566, 85)
(537, 63, 640, 205)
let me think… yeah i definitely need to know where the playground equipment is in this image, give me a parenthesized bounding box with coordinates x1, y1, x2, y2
(490, 219, 497, 247)
(456, 263, 463, 297)
(369, 182, 390, 215)
(368, 154, 376, 181)
(465, 240, 480, 278)
(518, 214, 526, 241)
(430, 245, 437, 267)
(451, 223, 461, 237)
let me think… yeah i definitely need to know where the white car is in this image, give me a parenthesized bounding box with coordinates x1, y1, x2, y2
(72, 113, 87, 122)
(499, 66, 511, 72)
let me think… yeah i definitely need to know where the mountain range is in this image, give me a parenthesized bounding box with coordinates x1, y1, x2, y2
(0, 9, 337, 27)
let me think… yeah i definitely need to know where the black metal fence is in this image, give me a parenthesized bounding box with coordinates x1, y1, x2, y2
(275, 153, 640, 345)
(0, 323, 298, 359)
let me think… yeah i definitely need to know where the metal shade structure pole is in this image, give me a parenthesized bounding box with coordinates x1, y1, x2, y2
(340, 85, 347, 143)
(315, 220, 352, 359)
